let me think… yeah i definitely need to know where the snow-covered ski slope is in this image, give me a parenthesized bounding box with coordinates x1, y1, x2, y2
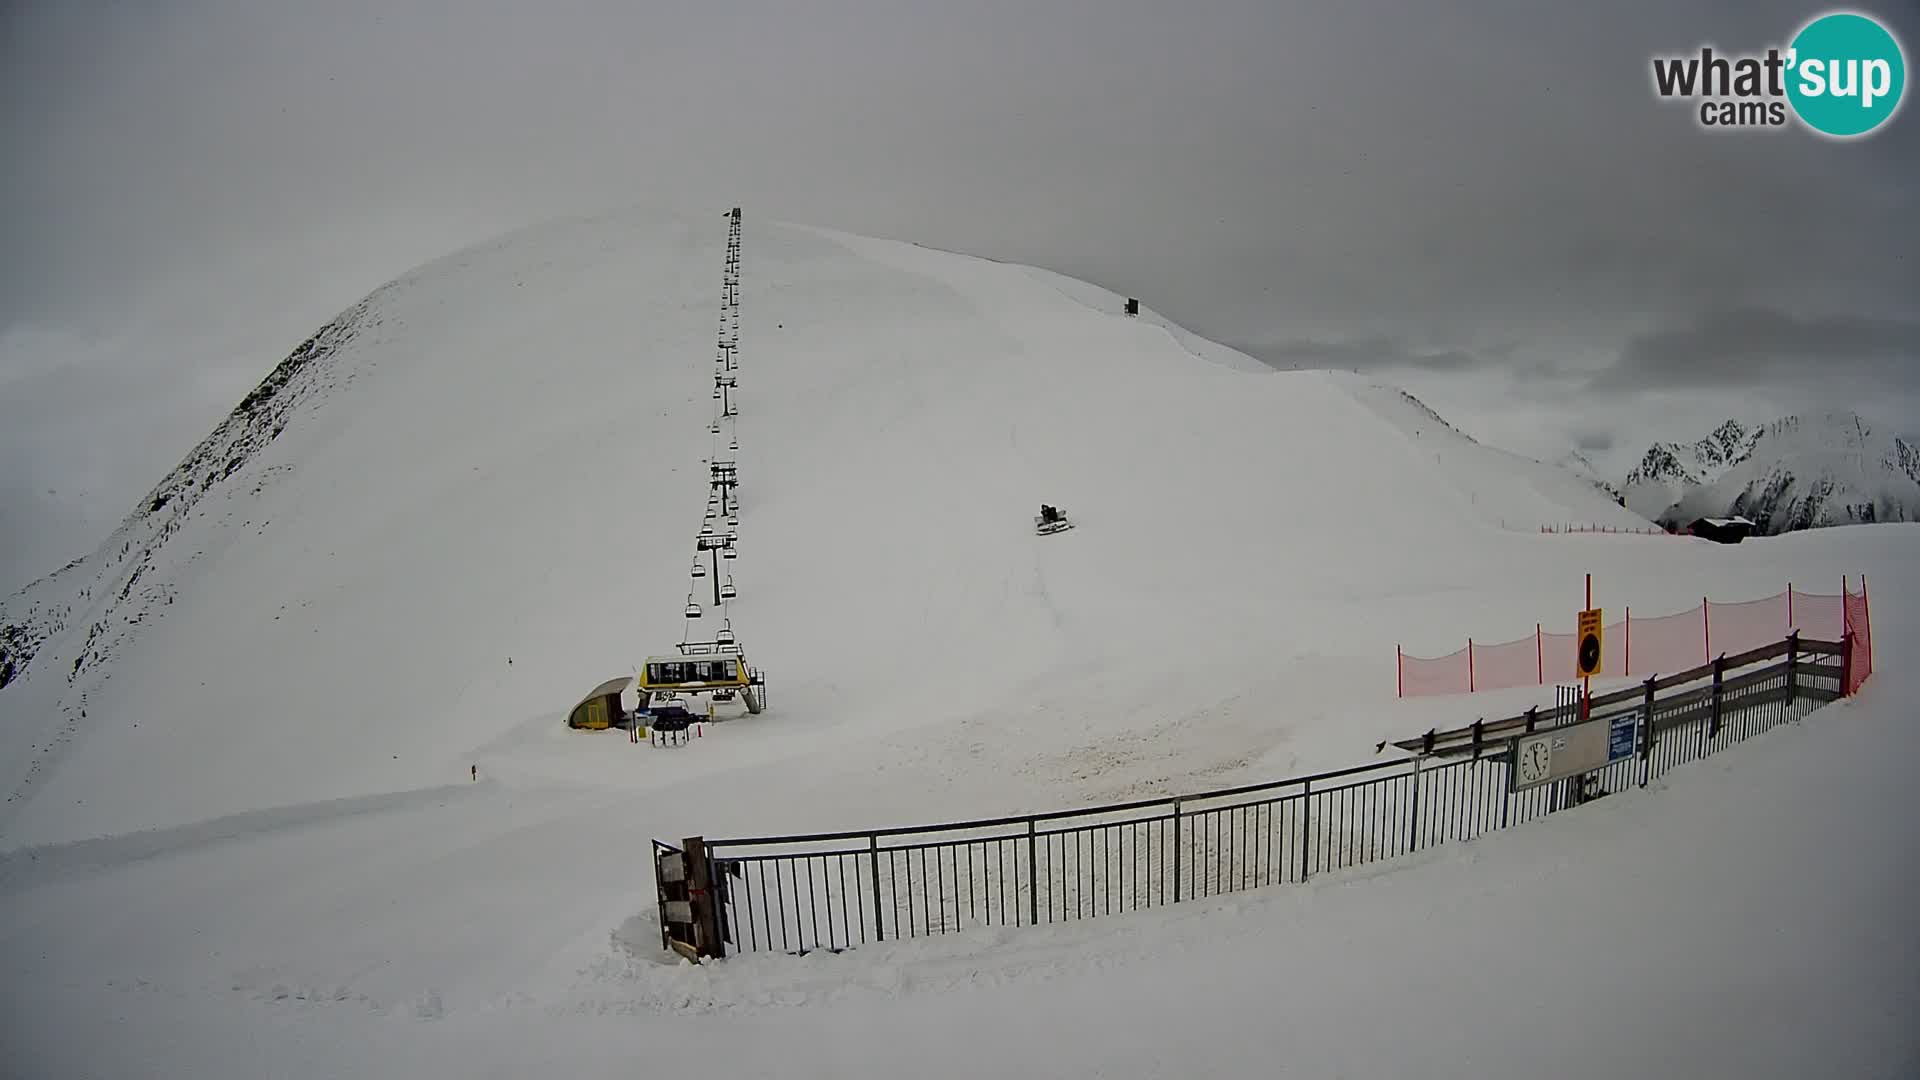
(0, 205, 1914, 1075)
(1, 205, 1699, 849)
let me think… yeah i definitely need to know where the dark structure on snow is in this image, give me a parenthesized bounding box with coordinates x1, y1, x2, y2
(1688, 516, 1755, 544)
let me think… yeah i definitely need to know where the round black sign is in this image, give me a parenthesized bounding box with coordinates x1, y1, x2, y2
(1578, 633, 1601, 674)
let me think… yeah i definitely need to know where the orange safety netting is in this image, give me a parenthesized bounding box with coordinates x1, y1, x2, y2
(1399, 644, 1470, 697)
(1844, 581, 1873, 696)
(1399, 582, 1873, 697)
(1709, 593, 1789, 658)
(1790, 586, 1845, 642)
(1625, 605, 1706, 677)
(1468, 633, 1539, 693)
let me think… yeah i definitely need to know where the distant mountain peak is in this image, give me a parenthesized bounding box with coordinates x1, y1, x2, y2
(1622, 410, 1918, 534)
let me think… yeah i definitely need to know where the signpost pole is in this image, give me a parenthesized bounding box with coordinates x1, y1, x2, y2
(1583, 574, 1592, 724)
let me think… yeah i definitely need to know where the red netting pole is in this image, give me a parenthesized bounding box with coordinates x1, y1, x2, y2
(1841, 628, 1854, 696)
(1863, 575, 1873, 676)
(1705, 594, 1717, 658)
(1535, 623, 1542, 684)
(1787, 582, 1794, 628)
(1625, 606, 1631, 676)
(1468, 638, 1475, 693)
(1397, 645, 1403, 698)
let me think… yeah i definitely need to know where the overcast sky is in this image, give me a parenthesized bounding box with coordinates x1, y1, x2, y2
(3, 0, 1916, 591)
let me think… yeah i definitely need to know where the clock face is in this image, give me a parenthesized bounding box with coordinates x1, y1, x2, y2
(1516, 737, 1552, 785)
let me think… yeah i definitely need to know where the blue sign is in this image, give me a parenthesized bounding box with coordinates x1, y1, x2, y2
(1608, 713, 1637, 763)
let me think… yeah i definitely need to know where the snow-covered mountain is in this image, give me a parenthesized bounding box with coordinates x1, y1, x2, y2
(1662, 413, 1920, 533)
(1619, 413, 1918, 533)
(0, 207, 1665, 847)
(1, 206, 1908, 1077)
(1555, 450, 1623, 503)
(1620, 420, 1762, 519)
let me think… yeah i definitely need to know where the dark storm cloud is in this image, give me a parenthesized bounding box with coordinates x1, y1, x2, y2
(1, 0, 1916, 588)
(7, 0, 1916, 340)
(1236, 337, 1484, 373)
(1593, 309, 1920, 390)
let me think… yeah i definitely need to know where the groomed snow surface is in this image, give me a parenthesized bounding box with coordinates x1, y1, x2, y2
(1, 208, 1915, 1077)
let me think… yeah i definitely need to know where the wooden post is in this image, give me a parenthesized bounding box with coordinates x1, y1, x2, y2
(871, 833, 886, 941)
(1708, 656, 1724, 741)
(683, 836, 724, 959)
(1785, 630, 1799, 704)
(1396, 645, 1403, 698)
(1639, 676, 1656, 787)
(1624, 607, 1631, 676)
(1536, 623, 1543, 684)
(1467, 639, 1475, 693)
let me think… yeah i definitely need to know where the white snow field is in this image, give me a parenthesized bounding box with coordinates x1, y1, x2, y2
(1, 207, 1914, 1077)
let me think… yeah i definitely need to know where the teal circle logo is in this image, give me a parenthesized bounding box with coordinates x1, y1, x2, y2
(1786, 11, 1906, 137)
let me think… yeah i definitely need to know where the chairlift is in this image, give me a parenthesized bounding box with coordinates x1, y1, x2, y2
(691, 560, 707, 578)
(727, 515, 739, 528)
(715, 621, 736, 646)
(722, 547, 738, 560)
(683, 597, 703, 619)
(708, 421, 720, 434)
(720, 578, 737, 600)
(728, 438, 740, 452)
(713, 388, 722, 399)
(700, 521, 715, 536)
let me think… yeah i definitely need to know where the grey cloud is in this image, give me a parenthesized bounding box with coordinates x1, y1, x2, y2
(1592, 309, 1920, 391)
(1, 0, 1915, 583)
(1574, 429, 1615, 454)
(1236, 337, 1484, 373)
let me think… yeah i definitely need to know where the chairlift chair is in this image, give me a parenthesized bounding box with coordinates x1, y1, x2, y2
(683, 597, 703, 619)
(691, 560, 707, 578)
(720, 578, 737, 599)
(715, 621, 736, 646)
(700, 521, 715, 536)
(728, 439, 740, 452)
(723, 547, 738, 560)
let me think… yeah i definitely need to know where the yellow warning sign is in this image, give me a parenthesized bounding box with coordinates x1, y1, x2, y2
(1576, 608, 1604, 678)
